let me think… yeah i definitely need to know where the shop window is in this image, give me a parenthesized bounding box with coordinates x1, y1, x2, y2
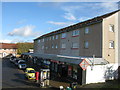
(68, 66, 72, 77)
(73, 66, 77, 79)
(55, 64, 58, 72)
(51, 63, 54, 71)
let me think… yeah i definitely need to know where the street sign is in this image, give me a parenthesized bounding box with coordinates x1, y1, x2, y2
(79, 59, 90, 71)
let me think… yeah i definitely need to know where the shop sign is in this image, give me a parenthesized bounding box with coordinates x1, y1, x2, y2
(50, 60, 59, 63)
(79, 59, 89, 71)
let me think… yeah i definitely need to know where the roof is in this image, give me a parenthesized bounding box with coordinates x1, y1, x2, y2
(22, 53, 109, 65)
(26, 68, 35, 70)
(34, 9, 120, 41)
(0, 43, 17, 49)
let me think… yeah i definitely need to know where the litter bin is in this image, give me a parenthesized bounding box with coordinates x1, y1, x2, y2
(70, 82, 77, 90)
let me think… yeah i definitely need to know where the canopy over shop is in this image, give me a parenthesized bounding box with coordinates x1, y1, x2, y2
(21, 53, 109, 85)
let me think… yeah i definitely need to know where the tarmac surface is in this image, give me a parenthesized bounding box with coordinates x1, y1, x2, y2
(2, 58, 80, 89)
(2, 58, 39, 88)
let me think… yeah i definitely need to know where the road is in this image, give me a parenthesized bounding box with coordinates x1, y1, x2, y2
(2, 58, 39, 88)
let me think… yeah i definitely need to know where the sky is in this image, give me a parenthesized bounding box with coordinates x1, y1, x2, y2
(1, 2, 119, 43)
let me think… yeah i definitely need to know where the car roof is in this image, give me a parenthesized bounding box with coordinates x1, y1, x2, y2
(26, 68, 35, 70)
(18, 60, 25, 62)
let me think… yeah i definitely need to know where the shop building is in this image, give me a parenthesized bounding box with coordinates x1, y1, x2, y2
(22, 10, 120, 85)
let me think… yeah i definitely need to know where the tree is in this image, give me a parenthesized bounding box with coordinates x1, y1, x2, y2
(17, 43, 33, 54)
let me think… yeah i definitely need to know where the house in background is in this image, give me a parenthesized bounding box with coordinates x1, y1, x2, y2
(0, 43, 17, 58)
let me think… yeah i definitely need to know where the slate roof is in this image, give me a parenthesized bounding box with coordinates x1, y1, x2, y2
(0, 43, 17, 49)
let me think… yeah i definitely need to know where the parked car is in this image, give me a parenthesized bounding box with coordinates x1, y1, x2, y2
(18, 60, 27, 69)
(10, 56, 16, 63)
(14, 58, 21, 65)
(25, 68, 36, 80)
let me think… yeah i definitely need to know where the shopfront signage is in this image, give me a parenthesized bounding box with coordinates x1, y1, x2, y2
(79, 59, 89, 71)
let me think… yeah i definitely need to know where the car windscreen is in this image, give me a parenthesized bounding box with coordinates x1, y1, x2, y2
(28, 70, 35, 73)
(19, 62, 25, 64)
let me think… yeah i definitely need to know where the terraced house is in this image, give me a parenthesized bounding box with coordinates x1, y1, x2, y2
(21, 10, 120, 84)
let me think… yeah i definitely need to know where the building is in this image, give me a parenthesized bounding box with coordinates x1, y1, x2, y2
(0, 43, 17, 58)
(34, 10, 120, 65)
(22, 10, 120, 85)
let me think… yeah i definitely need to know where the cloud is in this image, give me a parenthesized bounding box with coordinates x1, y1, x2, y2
(100, 2, 118, 11)
(0, 39, 12, 43)
(8, 25, 40, 37)
(62, 6, 81, 21)
(63, 12, 76, 21)
(47, 21, 74, 26)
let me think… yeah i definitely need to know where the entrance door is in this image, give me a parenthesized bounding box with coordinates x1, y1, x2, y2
(62, 65, 68, 77)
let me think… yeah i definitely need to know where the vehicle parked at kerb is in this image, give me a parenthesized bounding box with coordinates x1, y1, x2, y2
(10, 56, 16, 63)
(25, 68, 36, 80)
(18, 60, 27, 69)
(14, 58, 21, 65)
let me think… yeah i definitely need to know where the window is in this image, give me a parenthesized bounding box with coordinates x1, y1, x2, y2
(52, 36, 54, 40)
(109, 40, 114, 48)
(84, 41, 89, 48)
(46, 38, 48, 41)
(61, 43, 66, 48)
(73, 66, 77, 79)
(46, 46, 48, 49)
(85, 27, 89, 34)
(42, 46, 44, 49)
(72, 43, 79, 48)
(72, 30, 79, 36)
(49, 37, 51, 40)
(56, 35, 58, 39)
(55, 45, 58, 48)
(52, 45, 54, 48)
(61, 33, 66, 39)
(42, 39, 44, 42)
(38, 40, 40, 43)
(109, 24, 114, 32)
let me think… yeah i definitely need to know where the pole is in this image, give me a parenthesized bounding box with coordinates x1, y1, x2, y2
(93, 54, 95, 66)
